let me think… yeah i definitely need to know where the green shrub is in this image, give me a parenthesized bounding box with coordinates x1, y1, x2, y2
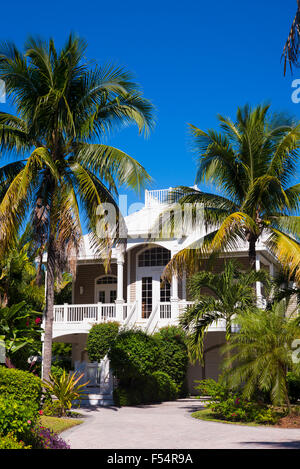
(0, 366, 42, 410)
(287, 372, 300, 404)
(109, 329, 160, 379)
(0, 433, 31, 449)
(42, 400, 64, 417)
(153, 326, 188, 395)
(194, 378, 231, 400)
(87, 322, 120, 362)
(196, 379, 278, 424)
(152, 371, 178, 401)
(208, 394, 278, 424)
(0, 396, 37, 437)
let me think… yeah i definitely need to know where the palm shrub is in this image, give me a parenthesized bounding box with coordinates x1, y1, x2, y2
(0, 35, 154, 381)
(222, 300, 300, 412)
(179, 260, 269, 362)
(42, 370, 89, 416)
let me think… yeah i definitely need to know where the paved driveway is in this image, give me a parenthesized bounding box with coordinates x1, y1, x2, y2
(62, 398, 300, 449)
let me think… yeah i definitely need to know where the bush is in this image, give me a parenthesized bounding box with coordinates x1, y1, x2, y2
(42, 370, 89, 416)
(196, 379, 278, 425)
(113, 372, 177, 406)
(109, 329, 160, 380)
(87, 322, 120, 362)
(42, 400, 64, 417)
(0, 433, 31, 449)
(0, 396, 37, 437)
(153, 326, 188, 396)
(194, 378, 231, 400)
(287, 372, 300, 404)
(209, 394, 278, 424)
(0, 366, 42, 410)
(152, 371, 178, 401)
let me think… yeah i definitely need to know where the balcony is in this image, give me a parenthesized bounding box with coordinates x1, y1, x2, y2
(52, 300, 229, 338)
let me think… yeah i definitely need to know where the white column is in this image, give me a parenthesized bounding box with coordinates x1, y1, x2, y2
(116, 251, 125, 322)
(255, 253, 262, 307)
(117, 259, 124, 302)
(182, 271, 187, 301)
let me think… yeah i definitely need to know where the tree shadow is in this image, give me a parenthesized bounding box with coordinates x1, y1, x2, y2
(241, 440, 300, 449)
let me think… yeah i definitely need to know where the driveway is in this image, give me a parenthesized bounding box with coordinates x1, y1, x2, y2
(62, 398, 300, 449)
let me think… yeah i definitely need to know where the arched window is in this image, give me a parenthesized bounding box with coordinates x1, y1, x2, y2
(138, 247, 171, 267)
(96, 276, 117, 284)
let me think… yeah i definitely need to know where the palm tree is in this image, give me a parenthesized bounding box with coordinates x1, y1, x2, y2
(0, 35, 155, 381)
(222, 300, 300, 412)
(179, 260, 270, 363)
(282, 0, 300, 75)
(162, 105, 300, 282)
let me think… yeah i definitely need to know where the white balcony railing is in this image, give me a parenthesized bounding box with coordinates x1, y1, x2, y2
(54, 303, 117, 323)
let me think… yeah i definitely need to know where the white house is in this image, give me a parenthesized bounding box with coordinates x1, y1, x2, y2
(49, 187, 280, 404)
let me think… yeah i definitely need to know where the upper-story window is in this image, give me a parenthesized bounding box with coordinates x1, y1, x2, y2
(138, 247, 171, 267)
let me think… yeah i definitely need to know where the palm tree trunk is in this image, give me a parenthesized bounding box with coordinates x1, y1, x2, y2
(42, 232, 56, 382)
(248, 235, 257, 270)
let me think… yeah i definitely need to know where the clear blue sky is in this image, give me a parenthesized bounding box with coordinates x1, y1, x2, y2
(0, 0, 298, 213)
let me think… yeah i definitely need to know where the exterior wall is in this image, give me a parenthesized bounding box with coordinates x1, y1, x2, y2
(73, 261, 128, 304)
(186, 332, 226, 394)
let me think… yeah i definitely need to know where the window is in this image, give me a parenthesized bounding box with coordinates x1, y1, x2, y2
(138, 247, 170, 267)
(98, 291, 105, 303)
(142, 277, 152, 318)
(96, 276, 117, 284)
(110, 290, 117, 303)
(160, 279, 171, 302)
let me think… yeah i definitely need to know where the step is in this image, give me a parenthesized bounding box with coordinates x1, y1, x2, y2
(73, 393, 114, 407)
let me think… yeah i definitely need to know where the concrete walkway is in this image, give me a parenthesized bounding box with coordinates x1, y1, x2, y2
(62, 398, 300, 449)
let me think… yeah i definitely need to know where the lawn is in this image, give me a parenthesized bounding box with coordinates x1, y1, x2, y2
(39, 416, 84, 434)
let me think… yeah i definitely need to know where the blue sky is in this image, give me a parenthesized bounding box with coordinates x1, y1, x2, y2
(0, 0, 299, 213)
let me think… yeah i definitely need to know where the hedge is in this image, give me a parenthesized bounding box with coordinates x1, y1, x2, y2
(87, 322, 120, 362)
(109, 327, 187, 406)
(0, 366, 42, 410)
(108, 329, 160, 379)
(113, 371, 177, 406)
(153, 326, 188, 395)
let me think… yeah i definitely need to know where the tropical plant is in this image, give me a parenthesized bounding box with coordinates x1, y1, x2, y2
(0, 34, 154, 381)
(179, 260, 270, 362)
(0, 301, 43, 366)
(161, 105, 300, 283)
(222, 299, 300, 412)
(42, 370, 89, 416)
(0, 236, 44, 310)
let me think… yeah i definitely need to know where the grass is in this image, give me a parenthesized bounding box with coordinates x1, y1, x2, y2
(39, 415, 83, 434)
(191, 409, 261, 427)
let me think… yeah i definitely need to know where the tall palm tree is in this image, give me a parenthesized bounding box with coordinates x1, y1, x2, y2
(222, 300, 300, 412)
(179, 260, 270, 363)
(162, 105, 300, 282)
(282, 0, 300, 75)
(0, 35, 155, 381)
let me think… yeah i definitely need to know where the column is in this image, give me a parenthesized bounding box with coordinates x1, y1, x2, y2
(116, 250, 125, 322)
(255, 253, 263, 308)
